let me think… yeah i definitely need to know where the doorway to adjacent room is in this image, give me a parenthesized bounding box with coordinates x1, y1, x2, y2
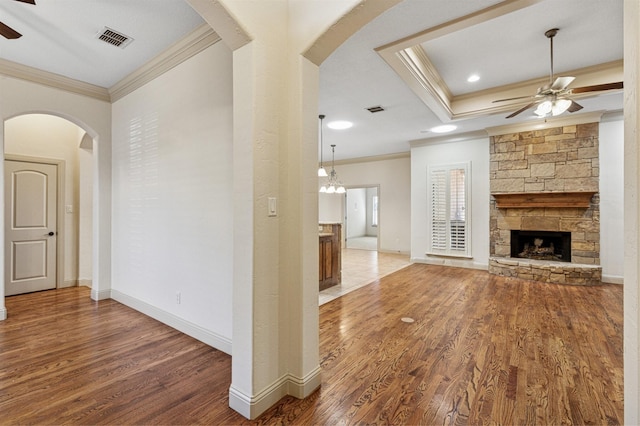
(344, 186, 379, 251)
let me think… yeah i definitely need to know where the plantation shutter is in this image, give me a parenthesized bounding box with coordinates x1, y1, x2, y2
(449, 168, 466, 252)
(427, 163, 471, 257)
(429, 169, 447, 250)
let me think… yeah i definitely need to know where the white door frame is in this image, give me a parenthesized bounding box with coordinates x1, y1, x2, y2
(344, 184, 380, 251)
(5, 154, 66, 290)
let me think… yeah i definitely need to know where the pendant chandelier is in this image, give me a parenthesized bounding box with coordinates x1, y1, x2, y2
(317, 115, 328, 177)
(319, 144, 345, 194)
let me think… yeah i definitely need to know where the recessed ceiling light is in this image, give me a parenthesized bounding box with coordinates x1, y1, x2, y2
(431, 124, 457, 133)
(467, 74, 480, 83)
(327, 120, 353, 130)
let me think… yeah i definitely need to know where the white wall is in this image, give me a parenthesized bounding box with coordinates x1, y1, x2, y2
(4, 114, 85, 287)
(319, 156, 411, 253)
(318, 193, 342, 223)
(600, 116, 625, 283)
(346, 188, 367, 238)
(411, 136, 490, 269)
(111, 42, 234, 352)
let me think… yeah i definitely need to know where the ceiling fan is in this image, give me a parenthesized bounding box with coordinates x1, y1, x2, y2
(0, 0, 36, 40)
(493, 28, 623, 119)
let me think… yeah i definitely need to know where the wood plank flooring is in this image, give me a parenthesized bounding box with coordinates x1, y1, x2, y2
(0, 264, 623, 425)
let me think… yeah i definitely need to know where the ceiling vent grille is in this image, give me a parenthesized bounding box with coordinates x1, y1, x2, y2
(97, 27, 133, 48)
(366, 105, 385, 113)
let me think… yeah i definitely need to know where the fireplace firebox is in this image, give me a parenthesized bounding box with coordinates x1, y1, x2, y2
(510, 230, 571, 262)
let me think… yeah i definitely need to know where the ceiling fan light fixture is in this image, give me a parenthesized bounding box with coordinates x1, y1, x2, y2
(534, 100, 553, 117)
(552, 98, 572, 116)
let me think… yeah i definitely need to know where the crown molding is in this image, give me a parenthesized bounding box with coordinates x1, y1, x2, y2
(410, 130, 489, 148)
(0, 24, 220, 104)
(376, 0, 622, 123)
(376, 0, 544, 52)
(109, 25, 221, 102)
(485, 111, 604, 136)
(186, 0, 251, 51)
(0, 58, 111, 102)
(333, 151, 410, 166)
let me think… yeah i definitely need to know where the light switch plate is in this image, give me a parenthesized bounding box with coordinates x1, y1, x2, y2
(268, 197, 277, 217)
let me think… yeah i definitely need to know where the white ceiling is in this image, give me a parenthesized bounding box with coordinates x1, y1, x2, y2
(0, 0, 624, 161)
(0, 0, 204, 88)
(319, 0, 624, 161)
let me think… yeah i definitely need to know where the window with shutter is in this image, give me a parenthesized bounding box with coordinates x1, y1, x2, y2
(427, 162, 471, 257)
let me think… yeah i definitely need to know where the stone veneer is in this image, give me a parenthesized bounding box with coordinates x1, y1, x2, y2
(489, 122, 602, 285)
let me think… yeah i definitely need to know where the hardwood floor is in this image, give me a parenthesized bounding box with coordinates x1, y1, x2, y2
(0, 264, 623, 425)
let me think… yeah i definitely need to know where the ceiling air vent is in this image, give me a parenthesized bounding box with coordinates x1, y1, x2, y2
(97, 27, 133, 48)
(366, 105, 385, 113)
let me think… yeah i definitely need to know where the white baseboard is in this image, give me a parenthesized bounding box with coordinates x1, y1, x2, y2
(91, 288, 112, 301)
(61, 279, 78, 288)
(379, 249, 411, 256)
(412, 256, 488, 271)
(229, 367, 321, 420)
(602, 274, 624, 284)
(78, 279, 93, 288)
(286, 366, 322, 398)
(0, 306, 6, 321)
(111, 289, 232, 355)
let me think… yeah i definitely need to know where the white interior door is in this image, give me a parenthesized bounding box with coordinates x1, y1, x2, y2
(4, 160, 58, 296)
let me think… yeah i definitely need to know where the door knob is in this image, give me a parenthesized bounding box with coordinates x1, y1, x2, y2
(48, 231, 55, 236)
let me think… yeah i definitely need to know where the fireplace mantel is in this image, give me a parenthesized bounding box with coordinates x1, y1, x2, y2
(492, 191, 597, 208)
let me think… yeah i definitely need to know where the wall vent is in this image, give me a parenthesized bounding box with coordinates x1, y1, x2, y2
(97, 27, 134, 48)
(366, 105, 385, 113)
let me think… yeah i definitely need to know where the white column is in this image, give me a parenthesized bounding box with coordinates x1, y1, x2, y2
(187, 0, 395, 419)
(624, 0, 640, 423)
(0, 115, 5, 320)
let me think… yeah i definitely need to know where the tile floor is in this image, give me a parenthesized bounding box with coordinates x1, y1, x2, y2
(319, 248, 411, 305)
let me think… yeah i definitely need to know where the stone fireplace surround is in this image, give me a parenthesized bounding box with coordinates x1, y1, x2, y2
(488, 122, 602, 285)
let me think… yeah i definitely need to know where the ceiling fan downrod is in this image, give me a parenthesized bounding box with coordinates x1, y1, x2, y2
(545, 28, 559, 85)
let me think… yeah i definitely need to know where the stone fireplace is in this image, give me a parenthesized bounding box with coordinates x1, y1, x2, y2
(488, 122, 602, 285)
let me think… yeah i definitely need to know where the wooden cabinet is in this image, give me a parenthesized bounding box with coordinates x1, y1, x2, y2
(319, 223, 341, 291)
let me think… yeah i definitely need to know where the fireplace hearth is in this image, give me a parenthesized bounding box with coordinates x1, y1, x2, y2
(511, 230, 571, 262)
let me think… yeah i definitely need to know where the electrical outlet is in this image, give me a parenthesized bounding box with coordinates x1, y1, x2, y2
(176, 291, 181, 304)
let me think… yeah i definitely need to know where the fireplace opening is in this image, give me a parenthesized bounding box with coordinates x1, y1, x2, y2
(510, 230, 571, 262)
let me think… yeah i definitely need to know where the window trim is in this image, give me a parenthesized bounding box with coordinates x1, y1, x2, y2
(426, 161, 472, 258)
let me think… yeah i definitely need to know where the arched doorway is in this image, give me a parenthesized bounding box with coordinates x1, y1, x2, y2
(3, 114, 93, 296)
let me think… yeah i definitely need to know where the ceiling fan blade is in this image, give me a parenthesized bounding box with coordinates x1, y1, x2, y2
(567, 100, 584, 113)
(506, 101, 540, 119)
(571, 82, 624, 94)
(14, 0, 36, 4)
(550, 76, 575, 91)
(0, 22, 22, 39)
(492, 95, 535, 103)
